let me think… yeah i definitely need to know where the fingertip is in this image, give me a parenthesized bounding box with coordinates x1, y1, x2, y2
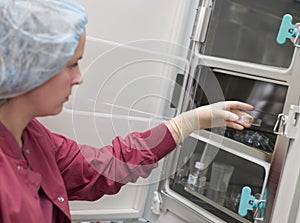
(245, 121, 252, 127)
(236, 123, 245, 130)
(227, 122, 244, 130)
(248, 104, 255, 111)
(236, 101, 254, 111)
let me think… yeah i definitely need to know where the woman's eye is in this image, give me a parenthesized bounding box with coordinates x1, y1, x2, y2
(69, 63, 78, 69)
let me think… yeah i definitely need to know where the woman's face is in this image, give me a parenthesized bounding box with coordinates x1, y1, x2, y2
(22, 31, 86, 117)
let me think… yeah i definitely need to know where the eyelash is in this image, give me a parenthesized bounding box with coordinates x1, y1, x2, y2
(70, 63, 78, 69)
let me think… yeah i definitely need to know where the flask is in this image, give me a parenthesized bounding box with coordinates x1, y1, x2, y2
(187, 161, 207, 193)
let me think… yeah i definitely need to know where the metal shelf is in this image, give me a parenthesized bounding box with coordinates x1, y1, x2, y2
(184, 186, 251, 223)
(190, 130, 272, 165)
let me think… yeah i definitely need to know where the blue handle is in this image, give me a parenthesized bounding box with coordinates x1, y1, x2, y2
(276, 14, 298, 45)
(238, 186, 267, 218)
(238, 186, 258, 217)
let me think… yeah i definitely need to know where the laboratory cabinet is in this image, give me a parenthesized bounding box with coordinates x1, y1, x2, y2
(40, 0, 300, 223)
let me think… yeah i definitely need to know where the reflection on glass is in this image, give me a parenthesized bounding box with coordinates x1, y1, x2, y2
(190, 70, 288, 153)
(202, 0, 300, 67)
(171, 137, 266, 222)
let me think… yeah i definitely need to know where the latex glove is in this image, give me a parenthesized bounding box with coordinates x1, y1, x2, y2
(166, 101, 254, 143)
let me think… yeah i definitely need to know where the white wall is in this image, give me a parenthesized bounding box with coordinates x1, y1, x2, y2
(40, 0, 198, 221)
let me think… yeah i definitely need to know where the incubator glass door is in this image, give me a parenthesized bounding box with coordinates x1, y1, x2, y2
(170, 136, 269, 223)
(201, 0, 300, 67)
(185, 67, 288, 154)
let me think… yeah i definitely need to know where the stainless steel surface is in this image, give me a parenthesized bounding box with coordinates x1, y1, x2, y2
(263, 48, 300, 223)
(190, 0, 213, 43)
(161, 182, 222, 223)
(193, 131, 272, 163)
(268, 102, 300, 222)
(160, 1, 300, 222)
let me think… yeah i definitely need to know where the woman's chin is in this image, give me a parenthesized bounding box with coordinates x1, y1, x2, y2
(45, 106, 64, 117)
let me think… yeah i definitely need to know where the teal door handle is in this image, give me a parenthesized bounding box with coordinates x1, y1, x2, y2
(238, 187, 258, 217)
(277, 14, 298, 45)
(238, 186, 266, 220)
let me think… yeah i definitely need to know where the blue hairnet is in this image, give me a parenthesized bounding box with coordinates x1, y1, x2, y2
(0, 0, 88, 103)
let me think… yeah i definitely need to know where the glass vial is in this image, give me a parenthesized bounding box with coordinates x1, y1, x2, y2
(187, 161, 207, 193)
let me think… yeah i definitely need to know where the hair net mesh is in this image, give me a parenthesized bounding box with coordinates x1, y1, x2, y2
(0, 0, 88, 103)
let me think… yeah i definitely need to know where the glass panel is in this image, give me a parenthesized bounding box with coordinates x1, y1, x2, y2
(202, 0, 300, 67)
(170, 137, 266, 223)
(184, 66, 288, 153)
(72, 220, 145, 223)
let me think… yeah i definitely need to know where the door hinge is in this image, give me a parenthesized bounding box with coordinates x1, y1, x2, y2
(151, 191, 163, 215)
(191, 0, 213, 43)
(274, 105, 300, 139)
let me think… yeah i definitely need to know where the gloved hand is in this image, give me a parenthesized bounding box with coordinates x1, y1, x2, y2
(166, 101, 254, 143)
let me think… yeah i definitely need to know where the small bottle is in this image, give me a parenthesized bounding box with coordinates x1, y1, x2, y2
(187, 161, 207, 193)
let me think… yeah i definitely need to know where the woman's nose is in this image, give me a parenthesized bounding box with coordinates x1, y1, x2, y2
(72, 68, 84, 85)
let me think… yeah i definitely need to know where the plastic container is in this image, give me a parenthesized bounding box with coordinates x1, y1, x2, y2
(209, 162, 234, 192)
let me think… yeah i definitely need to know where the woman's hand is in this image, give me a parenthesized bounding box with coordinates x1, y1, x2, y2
(199, 101, 254, 130)
(166, 101, 254, 143)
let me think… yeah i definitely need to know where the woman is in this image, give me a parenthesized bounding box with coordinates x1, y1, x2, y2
(0, 0, 254, 222)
